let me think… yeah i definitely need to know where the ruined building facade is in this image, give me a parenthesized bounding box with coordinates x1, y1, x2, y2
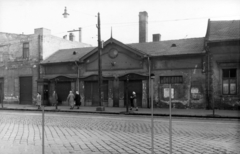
(0, 28, 90, 104)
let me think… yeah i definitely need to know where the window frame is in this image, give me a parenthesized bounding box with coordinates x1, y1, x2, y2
(222, 68, 237, 95)
(23, 42, 29, 59)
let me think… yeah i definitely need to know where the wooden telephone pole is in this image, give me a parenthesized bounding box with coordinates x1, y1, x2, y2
(96, 13, 104, 111)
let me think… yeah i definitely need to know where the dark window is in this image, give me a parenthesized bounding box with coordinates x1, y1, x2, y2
(23, 42, 29, 59)
(160, 76, 183, 84)
(222, 69, 237, 95)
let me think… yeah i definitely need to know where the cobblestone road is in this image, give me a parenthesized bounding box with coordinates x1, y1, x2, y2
(0, 111, 239, 154)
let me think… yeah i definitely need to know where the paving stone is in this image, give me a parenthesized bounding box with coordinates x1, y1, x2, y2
(0, 113, 239, 154)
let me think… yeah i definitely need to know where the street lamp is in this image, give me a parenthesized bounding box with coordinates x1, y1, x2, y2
(62, 7, 69, 18)
(62, 8, 104, 111)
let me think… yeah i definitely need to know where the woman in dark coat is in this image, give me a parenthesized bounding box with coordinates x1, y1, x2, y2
(74, 91, 81, 109)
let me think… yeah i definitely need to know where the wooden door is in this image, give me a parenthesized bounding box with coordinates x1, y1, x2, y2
(125, 80, 142, 107)
(20, 77, 32, 104)
(56, 82, 71, 105)
(85, 81, 108, 106)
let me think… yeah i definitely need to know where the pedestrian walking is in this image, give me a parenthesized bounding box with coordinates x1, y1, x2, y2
(52, 91, 58, 109)
(67, 91, 75, 109)
(130, 91, 138, 111)
(36, 92, 42, 110)
(74, 91, 81, 109)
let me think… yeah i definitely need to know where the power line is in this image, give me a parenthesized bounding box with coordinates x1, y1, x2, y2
(52, 14, 240, 36)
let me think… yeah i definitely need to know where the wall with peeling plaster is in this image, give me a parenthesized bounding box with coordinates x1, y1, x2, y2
(152, 56, 206, 109)
(0, 28, 91, 104)
(208, 43, 240, 109)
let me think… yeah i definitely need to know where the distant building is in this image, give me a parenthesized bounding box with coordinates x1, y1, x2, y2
(205, 20, 240, 109)
(0, 28, 91, 105)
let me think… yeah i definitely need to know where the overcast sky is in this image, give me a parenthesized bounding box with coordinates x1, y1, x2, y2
(0, 0, 240, 46)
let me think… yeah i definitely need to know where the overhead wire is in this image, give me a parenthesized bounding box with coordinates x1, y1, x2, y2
(52, 14, 240, 37)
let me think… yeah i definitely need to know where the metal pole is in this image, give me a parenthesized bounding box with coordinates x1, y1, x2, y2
(169, 84, 172, 154)
(126, 77, 129, 113)
(1, 100, 2, 108)
(42, 105, 45, 154)
(212, 96, 215, 116)
(151, 77, 154, 154)
(98, 12, 102, 107)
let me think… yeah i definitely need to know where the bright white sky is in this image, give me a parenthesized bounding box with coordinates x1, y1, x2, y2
(0, 0, 240, 46)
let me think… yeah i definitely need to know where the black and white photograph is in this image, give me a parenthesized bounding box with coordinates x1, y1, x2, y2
(0, 0, 239, 153)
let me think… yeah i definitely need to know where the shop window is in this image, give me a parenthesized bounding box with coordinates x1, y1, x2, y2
(222, 69, 237, 95)
(23, 42, 29, 59)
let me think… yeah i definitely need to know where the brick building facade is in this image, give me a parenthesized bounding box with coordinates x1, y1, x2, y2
(0, 28, 90, 104)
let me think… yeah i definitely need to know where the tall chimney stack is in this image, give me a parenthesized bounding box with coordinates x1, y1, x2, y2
(139, 11, 148, 43)
(79, 27, 82, 42)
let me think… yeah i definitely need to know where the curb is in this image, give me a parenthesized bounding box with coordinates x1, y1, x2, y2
(1, 108, 239, 119)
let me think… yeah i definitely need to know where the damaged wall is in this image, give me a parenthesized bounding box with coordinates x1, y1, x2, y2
(208, 42, 240, 109)
(152, 56, 206, 109)
(0, 32, 39, 104)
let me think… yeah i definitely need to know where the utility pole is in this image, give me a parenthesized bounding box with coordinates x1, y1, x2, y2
(96, 13, 104, 111)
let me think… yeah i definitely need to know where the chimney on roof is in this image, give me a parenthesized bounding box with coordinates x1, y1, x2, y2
(153, 34, 161, 42)
(34, 28, 51, 35)
(69, 33, 75, 41)
(63, 35, 67, 39)
(139, 11, 148, 43)
(79, 28, 82, 42)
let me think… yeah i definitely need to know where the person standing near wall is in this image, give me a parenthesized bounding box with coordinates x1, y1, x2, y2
(36, 92, 42, 110)
(67, 91, 75, 109)
(74, 91, 81, 109)
(130, 91, 138, 111)
(132, 91, 138, 111)
(52, 91, 58, 109)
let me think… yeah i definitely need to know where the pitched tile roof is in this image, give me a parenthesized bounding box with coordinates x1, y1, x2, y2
(41, 47, 95, 64)
(207, 20, 240, 42)
(128, 37, 205, 56)
(41, 37, 205, 64)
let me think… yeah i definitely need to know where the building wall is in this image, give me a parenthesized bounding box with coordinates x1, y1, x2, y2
(152, 56, 206, 109)
(0, 33, 39, 103)
(42, 35, 90, 60)
(208, 42, 240, 109)
(0, 28, 91, 104)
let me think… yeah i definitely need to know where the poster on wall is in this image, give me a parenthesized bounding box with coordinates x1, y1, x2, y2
(164, 88, 174, 99)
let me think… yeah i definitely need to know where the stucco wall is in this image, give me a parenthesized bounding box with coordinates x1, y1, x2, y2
(42, 35, 90, 60)
(209, 44, 240, 109)
(0, 33, 39, 103)
(152, 56, 206, 109)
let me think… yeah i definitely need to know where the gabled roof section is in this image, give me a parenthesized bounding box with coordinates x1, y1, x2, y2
(80, 37, 147, 62)
(41, 47, 95, 64)
(206, 20, 240, 42)
(128, 37, 205, 56)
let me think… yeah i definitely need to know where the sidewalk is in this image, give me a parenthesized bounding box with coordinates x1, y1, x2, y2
(0, 104, 239, 119)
